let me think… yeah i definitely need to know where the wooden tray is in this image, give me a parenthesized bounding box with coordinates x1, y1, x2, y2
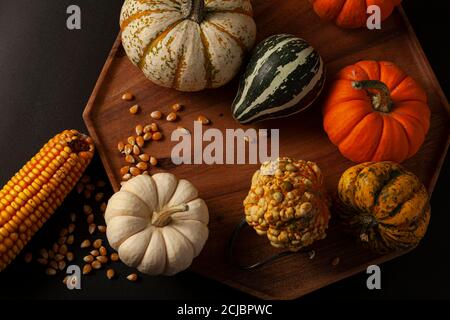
(83, 1, 450, 299)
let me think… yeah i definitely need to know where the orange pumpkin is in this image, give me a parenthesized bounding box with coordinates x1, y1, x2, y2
(310, 0, 402, 28)
(322, 60, 430, 163)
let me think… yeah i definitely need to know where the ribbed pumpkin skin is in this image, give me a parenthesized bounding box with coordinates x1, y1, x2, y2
(337, 162, 430, 254)
(311, 0, 402, 28)
(0, 130, 94, 271)
(323, 60, 430, 163)
(232, 34, 325, 124)
(120, 0, 256, 92)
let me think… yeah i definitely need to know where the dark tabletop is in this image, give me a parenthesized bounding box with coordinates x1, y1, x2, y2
(0, 0, 449, 300)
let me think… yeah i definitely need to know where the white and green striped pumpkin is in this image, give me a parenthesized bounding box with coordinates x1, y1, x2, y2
(232, 34, 325, 124)
(120, 0, 257, 92)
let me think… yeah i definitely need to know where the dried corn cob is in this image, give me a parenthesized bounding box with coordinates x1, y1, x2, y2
(0, 130, 94, 271)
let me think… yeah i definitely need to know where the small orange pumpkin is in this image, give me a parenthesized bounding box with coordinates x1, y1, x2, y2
(310, 0, 402, 29)
(322, 60, 430, 163)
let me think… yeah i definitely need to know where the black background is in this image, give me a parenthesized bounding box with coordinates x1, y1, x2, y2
(0, 1, 449, 300)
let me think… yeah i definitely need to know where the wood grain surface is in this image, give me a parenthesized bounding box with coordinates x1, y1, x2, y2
(83, 1, 450, 299)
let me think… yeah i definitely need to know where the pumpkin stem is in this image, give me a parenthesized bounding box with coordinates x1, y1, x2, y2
(352, 80, 393, 113)
(152, 204, 189, 227)
(183, 0, 205, 23)
(359, 214, 377, 243)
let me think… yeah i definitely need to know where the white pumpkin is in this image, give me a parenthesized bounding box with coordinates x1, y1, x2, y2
(105, 173, 209, 275)
(120, 0, 257, 92)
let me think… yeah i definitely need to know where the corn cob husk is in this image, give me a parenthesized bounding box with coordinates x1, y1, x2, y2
(0, 130, 94, 271)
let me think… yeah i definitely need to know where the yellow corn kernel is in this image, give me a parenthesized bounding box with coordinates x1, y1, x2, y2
(0, 228, 9, 237)
(4, 222, 17, 233)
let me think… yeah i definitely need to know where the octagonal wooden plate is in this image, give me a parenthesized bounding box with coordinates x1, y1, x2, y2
(83, 1, 450, 299)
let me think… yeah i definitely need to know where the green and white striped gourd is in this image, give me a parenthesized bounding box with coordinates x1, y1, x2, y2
(232, 34, 325, 124)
